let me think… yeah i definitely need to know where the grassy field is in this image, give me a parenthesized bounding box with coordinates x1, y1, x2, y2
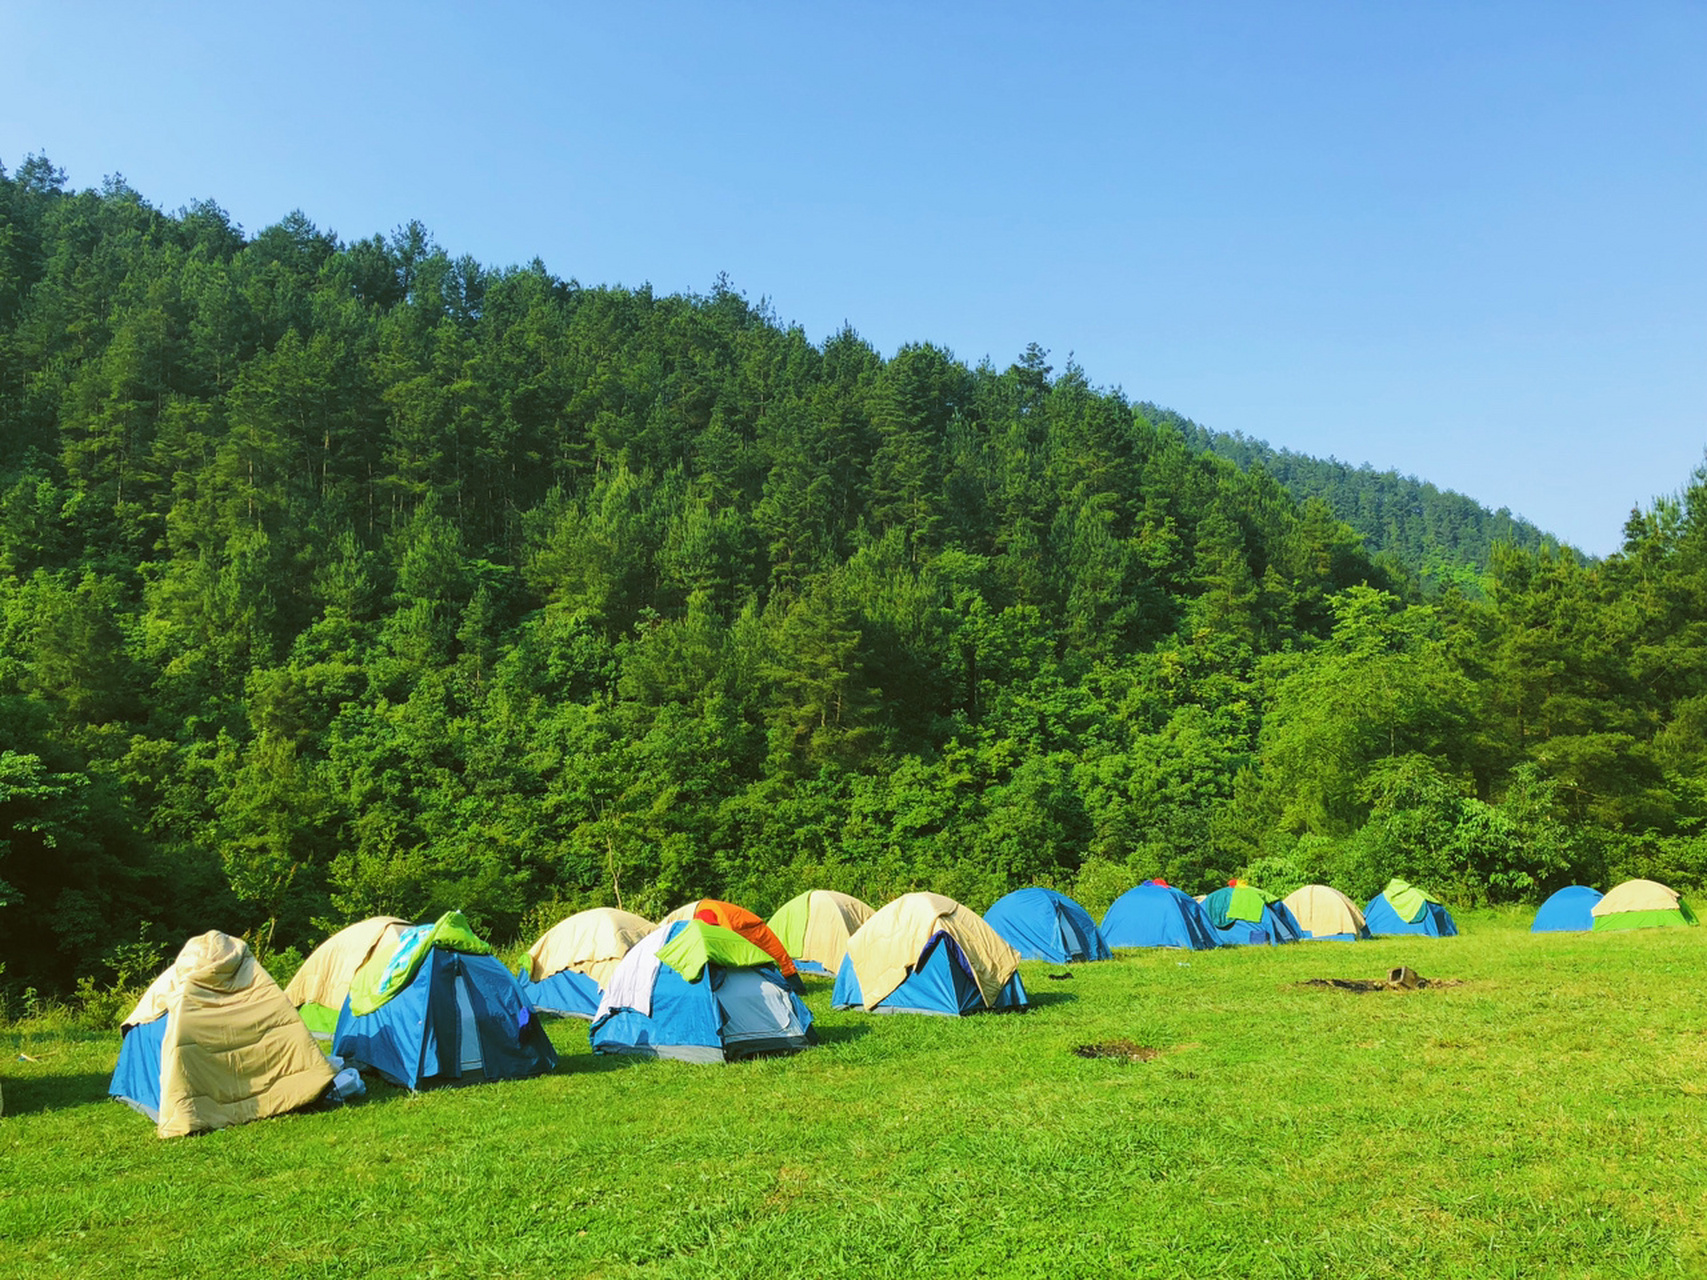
(2, 911, 1704, 1279)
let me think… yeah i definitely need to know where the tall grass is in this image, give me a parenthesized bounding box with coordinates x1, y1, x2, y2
(1, 912, 1702, 1278)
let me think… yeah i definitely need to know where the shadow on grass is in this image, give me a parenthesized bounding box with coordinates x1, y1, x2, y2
(1023, 989, 1079, 1009)
(807, 1022, 870, 1047)
(554, 1051, 654, 1075)
(2, 1072, 116, 1115)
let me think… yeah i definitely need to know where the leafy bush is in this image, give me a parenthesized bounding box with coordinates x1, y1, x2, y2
(1071, 857, 1133, 921)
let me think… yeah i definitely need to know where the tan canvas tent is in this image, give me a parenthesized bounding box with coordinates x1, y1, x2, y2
(838, 892, 1022, 1012)
(526, 907, 653, 987)
(111, 931, 334, 1138)
(1593, 878, 1682, 916)
(286, 916, 409, 1034)
(1281, 885, 1369, 940)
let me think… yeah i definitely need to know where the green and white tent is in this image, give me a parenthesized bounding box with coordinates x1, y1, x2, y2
(1590, 879, 1698, 932)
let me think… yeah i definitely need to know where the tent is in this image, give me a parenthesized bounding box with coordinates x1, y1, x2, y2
(1531, 885, 1604, 933)
(110, 931, 334, 1138)
(1364, 879, 1459, 937)
(659, 899, 801, 985)
(983, 887, 1111, 963)
(1280, 885, 1369, 941)
(590, 920, 816, 1062)
(286, 916, 409, 1035)
(1100, 881, 1221, 950)
(1590, 879, 1699, 932)
(767, 890, 875, 975)
(521, 907, 653, 1019)
(332, 911, 557, 1089)
(1200, 884, 1302, 946)
(833, 892, 1027, 1016)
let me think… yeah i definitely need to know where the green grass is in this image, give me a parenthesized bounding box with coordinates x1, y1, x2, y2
(3, 913, 1705, 1278)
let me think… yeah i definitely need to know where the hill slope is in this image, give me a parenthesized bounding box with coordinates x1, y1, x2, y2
(1151, 407, 1571, 591)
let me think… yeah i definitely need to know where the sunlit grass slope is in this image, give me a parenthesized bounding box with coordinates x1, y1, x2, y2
(3, 913, 1704, 1278)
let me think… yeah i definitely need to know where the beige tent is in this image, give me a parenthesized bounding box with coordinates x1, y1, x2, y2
(526, 907, 654, 987)
(1592, 878, 1682, 916)
(285, 916, 409, 1032)
(1281, 885, 1368, 940)
(768, 889, 875, 975)
(115, 932, 334, 1139)
(841, 892, 1020, 1011)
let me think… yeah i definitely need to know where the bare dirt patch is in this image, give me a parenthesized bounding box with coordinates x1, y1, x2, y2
(1298, 966, 1464, 993)
(1073, 1039, 1160, 1062)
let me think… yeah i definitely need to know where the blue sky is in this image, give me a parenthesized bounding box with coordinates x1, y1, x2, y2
(3, 1, 1702, 555)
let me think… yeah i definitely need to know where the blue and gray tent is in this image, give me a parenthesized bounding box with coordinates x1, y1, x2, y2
(591, 920, 816, 1062)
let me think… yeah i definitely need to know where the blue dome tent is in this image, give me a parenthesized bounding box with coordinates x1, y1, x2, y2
(1531, 885, 1603, 933)
(983, 888, 1111, 963)
(332, 912, 557, 1090)
(1099, 882, 1220, 950)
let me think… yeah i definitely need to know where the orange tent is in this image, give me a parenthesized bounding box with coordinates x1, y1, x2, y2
(660, 899, 798, 979)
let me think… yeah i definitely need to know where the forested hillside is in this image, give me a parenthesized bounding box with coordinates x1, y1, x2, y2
(3, 158, 1704, 998)
(1159, 412, 1567, 592)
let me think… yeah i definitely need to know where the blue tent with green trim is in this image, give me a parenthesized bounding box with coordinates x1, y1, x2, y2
(1200, 884, 1303, 946)
(1364, 880, 1458, 937)
(332, 913, 557, 1089)
(591, 921, 816, 1063)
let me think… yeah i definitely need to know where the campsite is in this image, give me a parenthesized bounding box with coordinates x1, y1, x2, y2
(3, 7, 1705, 1277)
(3, 908, 1705, 1278)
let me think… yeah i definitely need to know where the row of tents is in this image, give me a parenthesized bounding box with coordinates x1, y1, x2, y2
(103, 873, 1697, 1138)
(1087, 877, 1457, 952)
(107, 890, 1026, 1136)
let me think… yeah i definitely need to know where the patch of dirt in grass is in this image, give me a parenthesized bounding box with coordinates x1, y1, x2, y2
(767, 1165, 814, 1208)
(1298, 966, 1465, 993)
(1073, 1039, 1160, 1063)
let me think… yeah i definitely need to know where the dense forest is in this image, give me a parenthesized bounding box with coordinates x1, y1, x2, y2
(1162, 414, 1567, 593)
(2, 157, 1704, 1000)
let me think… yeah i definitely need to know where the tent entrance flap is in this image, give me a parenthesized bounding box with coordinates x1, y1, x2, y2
(712, 968, 810, 1053)
(453, 967, 485, 1078)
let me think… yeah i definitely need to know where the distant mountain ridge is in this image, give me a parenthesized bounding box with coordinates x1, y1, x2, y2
(1145, 405, 1572, 592)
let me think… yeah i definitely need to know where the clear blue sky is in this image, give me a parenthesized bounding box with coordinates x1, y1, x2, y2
(3, 1, 1702, 555)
